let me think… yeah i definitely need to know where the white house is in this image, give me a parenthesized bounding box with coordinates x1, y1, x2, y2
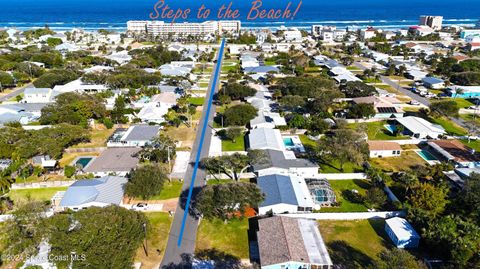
(83, 148, 140, 177)
(257, 173, 317, 215)
(368, 141, 402, 158)
(23, 88, 53, 103)
(53, 79, 108, 94)
(137, 102, 170, 124)
(58, 176, 127, 211)
(396, 116, 446, 139)
(107, 125, 161, 147)
(250, 111, 287, 129)
(385, 217, 420, 248)
(422, 77, 445, 89)
(248, 128, 285, 151)
(252, 149, 319, 178)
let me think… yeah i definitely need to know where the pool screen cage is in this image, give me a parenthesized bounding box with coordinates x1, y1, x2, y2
(306, 178, 337, 207)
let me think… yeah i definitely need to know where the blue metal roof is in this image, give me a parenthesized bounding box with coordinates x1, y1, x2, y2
(258, 174, 298, 207)
(244, 66, 280, 73)
(59, 176, 127, 207)
(423, 76, 444, 84)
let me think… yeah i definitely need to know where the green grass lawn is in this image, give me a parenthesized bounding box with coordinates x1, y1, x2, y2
(319, 159, 363, 173)
(452, 98, 475, 109)
(363, 77, 382, 83)
(319, 180, 370, 212)
(318, 219, 390, 268)
(206, 178, 251, 185)
(221, 136, 245, 151)
(431, 117, 467, 136)
(347, 66, 361, 71)
(221, 65, 238, 73)
(349, 121, 409, 141)
(299, 134, 317, 152)
(188, 97, 205, 106)
(460, 114, 480, 125)
(196, 218, 249, 259)
(370, 151, 428, 173)
(264, 60, 276, 66)
(8, 187, 68, 204)
(148, 180, 183, 200)
(135, 212, 173, 268)
(461, 139, 480, 151)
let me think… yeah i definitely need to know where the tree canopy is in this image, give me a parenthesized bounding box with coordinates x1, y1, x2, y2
(220, 83, 256, 100)
(340, 81, 377, 98)
(222, 104, 257, 127)
(40, 92, 107, 127)
(194, 182, 264, 220)
(125, 164, 168, 200)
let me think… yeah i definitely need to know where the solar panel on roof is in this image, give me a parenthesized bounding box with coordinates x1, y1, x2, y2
(377, 107, 398, 113)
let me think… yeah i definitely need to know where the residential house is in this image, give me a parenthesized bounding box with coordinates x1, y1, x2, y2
(427, 140, 480, 168)
(248, 128, 285, 151)
(53, 79, 108, 94)
(0, 159, 12, 171)
(405, 70, 428, 81)
(137, 102, 171, 123)
(106, 125, 161, 147)
(58, 176, 127, 211)
(252, 149, 319, 178)
(32, 155, 57, 170)
(257, 173, 317, 215)
(396, 116, 446, 139)
(360, 27, 377, 40)
(385, 217, 420, 249)
(0, 104, 36, 125)
(422, 77, 445, 89)
(23, 88, 53, 103)
(243, 66, 280, 74)
(250, 111, 287, 129)
(160, 64, 191, 77)
(256, 216, 333, 269)
(351, 96, 404, 119)
(368, 141, 402, 158)
(83, 147, 140, 177)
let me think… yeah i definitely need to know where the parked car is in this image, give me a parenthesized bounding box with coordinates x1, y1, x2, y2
(409, 100, 420, 105)
(132, 203, 148, 211)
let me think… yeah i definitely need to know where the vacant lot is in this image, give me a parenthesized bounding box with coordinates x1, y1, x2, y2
(318, 219, 390, 268)
(196, 218, 249, 259)
(370, 151, 427, 173)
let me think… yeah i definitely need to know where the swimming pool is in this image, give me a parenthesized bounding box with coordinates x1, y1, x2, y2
(75, 157, 93, 168)
(384, 124, 397, 134)
(283, 138, 294, 147)
(416, 150, 437, 161)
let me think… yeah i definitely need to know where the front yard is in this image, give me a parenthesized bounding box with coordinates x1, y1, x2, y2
(430, 117, 467, 136)
(318, 219, 390, 268)
(134, 212, 173, 268)
(147, 180, 183, 201)
(196, 218, 250, 259)
(221, 136, 245, 152)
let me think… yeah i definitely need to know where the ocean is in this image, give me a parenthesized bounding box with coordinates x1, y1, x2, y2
(0, 0, 479, 31)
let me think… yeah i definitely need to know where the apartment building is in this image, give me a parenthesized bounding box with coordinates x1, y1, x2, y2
(419, 15, 443, 31)
(127, 20, 241, 37)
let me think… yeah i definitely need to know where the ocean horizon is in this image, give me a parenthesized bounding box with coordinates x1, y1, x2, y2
(0, 0, 479, 31)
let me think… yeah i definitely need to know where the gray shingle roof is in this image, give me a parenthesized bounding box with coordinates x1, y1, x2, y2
(84, 148, 140, 173)
(123, 125, 160, 141)
(258, 174, 298, 207)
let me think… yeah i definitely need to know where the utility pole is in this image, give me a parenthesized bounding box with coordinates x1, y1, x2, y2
(167, 146, 172, 182)
(143, 223, 148, 256)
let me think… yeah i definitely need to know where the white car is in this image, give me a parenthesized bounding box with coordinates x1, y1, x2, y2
(132, 203, 148, 211)
(409, 100, 420, 105)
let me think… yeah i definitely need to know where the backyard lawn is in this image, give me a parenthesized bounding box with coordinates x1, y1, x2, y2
(71, 126, 115, 148)
(349, 121, 409, 141)
(461, 139, 480, 152)
(134, 212, 173, 269)
(59, 152, 101, 168)
(452, 98, 475, 109)
(221, 136, 245, 151)
(299, 134, 318, 151)
(431, 117, 467, 136)
(319, 159, 363, 173)
(196, 218, 249, 259)
(319, 180, 370, 212)
(147, 180, 183, 200)
(8, 187, 68, 204)
(318, 219, 390, 268)
(370, 151, 427, 173)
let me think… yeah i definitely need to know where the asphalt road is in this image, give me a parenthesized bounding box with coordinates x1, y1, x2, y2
(160, 39, 225, 269)
(0, 83, 32, 102)
(353, 61, 472, 132)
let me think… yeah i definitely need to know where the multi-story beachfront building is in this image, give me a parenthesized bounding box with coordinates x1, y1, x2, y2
(419, 15, 443, 31)
(126, 20, 241, 37)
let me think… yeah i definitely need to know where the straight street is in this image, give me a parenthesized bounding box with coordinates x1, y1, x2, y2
(353, 62, 471, 132)
(0, 83, 32, 102)
(160, 39, 225, 268)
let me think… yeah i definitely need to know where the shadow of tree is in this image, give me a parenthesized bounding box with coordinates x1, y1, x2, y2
(367, 219, 393, 250)
(195, 248, 243, 269)
(178, 187, 203, 219)
(161, 253, 193, 269)
(327, 240, 374, 269)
